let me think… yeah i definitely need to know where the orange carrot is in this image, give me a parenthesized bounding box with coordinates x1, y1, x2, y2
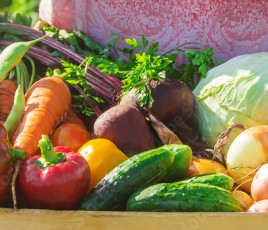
(0, 80, 17, 124)
(11, 76, 72, 158)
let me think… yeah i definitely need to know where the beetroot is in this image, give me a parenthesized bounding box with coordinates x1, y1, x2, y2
(120, 78, 194, 125)
(93, 104, 155, 156)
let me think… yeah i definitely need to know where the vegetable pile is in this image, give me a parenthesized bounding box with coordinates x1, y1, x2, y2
(0, 13, 268, 213)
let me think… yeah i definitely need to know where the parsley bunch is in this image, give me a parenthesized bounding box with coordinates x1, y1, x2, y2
(96, 36, 178, 107)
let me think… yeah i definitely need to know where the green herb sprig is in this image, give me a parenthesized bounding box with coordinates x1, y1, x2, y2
(59, 58, 105, 116)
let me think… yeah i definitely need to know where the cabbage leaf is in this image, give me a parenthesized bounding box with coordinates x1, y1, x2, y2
(193, 52, 268, 155)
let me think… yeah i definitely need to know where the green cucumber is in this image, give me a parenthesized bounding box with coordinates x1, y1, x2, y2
(161, 144, 192, 181)
(127, 182, 242, 212)
(179, 173, 234, 190)
(78, 146, 174, 211)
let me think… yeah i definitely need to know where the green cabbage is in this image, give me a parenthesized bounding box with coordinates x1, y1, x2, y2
(193, 52, 268, 154)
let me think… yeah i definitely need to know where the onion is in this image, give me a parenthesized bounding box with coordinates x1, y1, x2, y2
(251, 163, 268, 202)
(226, 125, 268, 193)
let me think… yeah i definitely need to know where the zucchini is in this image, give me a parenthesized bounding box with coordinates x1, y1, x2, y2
(127, 182, 242, 212)
(161, 144, 192, 182)
(179, 173, 234, 190)
(78, 146, 174, 211)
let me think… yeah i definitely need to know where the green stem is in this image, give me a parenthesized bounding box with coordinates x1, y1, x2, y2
(10, 145, 25, 161)
(24, 55, 36, 90)
(34, 135, 66, 168)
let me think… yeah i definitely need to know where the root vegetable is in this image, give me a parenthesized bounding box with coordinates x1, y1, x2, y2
(185, 157, 227, 177)
(251, 163, 268, 202)
(93, 104, 155, 156)
(11, 76, 72, 158)
(226, 125, 268, 193)
(0, 80, 17, 124)
(120, 78, 194, 125)
(248, 199, 268, 212)
(231, 190, 254, 212)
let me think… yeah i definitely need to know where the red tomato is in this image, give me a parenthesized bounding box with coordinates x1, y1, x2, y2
(50, 123, 91, 152)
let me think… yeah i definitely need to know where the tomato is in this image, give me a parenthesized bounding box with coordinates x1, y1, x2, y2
(50, 123, 91, 152)
(78, 138, 128, 191)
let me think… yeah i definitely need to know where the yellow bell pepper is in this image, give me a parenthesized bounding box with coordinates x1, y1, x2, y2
(78, 138, 128, 191)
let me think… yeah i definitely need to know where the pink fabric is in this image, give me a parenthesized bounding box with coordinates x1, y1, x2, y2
(39, 0, 268, 61)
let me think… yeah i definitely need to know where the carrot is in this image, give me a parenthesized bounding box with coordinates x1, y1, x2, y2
(11, 76, 72, 158)
(0, 79, 17, 124)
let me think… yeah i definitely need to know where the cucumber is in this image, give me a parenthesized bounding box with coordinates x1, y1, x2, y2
(127, 182, 242, 212)
(161, 144, 192, 182)
(179, 173, 234, 190)
(78, 146, 174, 211)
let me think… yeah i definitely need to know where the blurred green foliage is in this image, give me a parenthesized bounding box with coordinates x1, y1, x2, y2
(0, 0, 40, 26)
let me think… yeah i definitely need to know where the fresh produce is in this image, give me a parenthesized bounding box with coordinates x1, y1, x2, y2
(248, 199, 268, 212)
(231, 190, 254, 212)
(226, 125, 268, 193)
(18, 135, 90, 210)
(126, 182, 242, 212)
(50, 110, 91, 152)
(251, 163, 268, 202)
(50, 123, 90, 152)
(0, 35, 45, 82)
(179, 173, 234, 191)
(4, 85, 25, 137)
(186, 157, 227, 177)
(0, 79, 17, 124)
(1, 17, 261, 214)
(0, 22, 123, 115)
(11, 76, 72, 158)
(78, 145, 174, 211)
(193, 52, 268, 155)
(0, 123, 14, 206)
(93, 104, 155, 156)
(78, 138, 128, 191)
(120, 78, 194, 125)
(161, 144, 192, 181)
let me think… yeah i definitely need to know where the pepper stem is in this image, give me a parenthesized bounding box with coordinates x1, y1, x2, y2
(34, 135, 66, 168)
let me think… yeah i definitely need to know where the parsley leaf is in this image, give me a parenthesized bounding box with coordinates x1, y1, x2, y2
(60, 58, 105, 116)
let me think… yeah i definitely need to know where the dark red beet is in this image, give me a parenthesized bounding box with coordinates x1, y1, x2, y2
(120, 78, 194, 125)
(93, 104, 155, 156)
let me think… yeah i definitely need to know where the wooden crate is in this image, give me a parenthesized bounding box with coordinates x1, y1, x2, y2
(1, 208, 268, 230)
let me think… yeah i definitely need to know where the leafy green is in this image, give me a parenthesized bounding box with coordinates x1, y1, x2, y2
(93, 35, 222, 107)
(0, 0, 40, 26)
(46, 29, 222, 110)
(60, 58, 105, 116)
(178, 47, 223, 89)
(95, 36, 177, 107)
(193, 52, 268, 155)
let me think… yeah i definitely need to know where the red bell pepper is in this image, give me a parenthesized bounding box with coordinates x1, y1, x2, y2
(18, 134, 90, 210)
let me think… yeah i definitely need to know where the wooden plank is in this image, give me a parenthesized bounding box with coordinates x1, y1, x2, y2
(1, 208, 268, 230)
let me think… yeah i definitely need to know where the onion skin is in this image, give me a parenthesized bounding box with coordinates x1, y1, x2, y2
(185, 157, 227, 177)
(226, 125, 268, 193)
(248, 199, 268, 212)
(251, 163, 268, 202)
(231, 190, 254, 212)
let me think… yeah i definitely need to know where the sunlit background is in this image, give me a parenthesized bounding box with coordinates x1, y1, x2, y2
(0, 0, 40, 25)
